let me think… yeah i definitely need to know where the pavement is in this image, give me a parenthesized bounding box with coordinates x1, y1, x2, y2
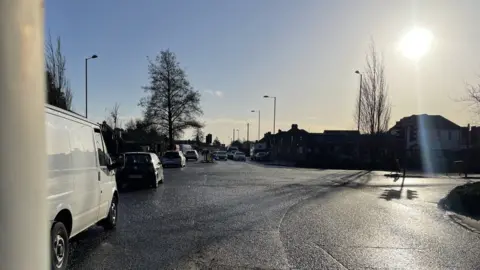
(68, 160, 480, 269)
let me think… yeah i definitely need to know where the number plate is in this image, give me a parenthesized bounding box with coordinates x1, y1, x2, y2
(129, 175, 142, 179)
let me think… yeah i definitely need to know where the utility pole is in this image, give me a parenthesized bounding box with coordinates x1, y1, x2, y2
(247, 123, 250, 142)
(355, 70, 362, 132)
(232, 128, 235, 142)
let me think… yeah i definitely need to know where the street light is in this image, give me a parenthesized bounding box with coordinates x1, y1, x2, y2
(251, 110, 261, 140)
(85, 54, 98, 118)
(236, 129, 239, 141)
(355, 70, 362, 132)
(263, 95, 276, 134)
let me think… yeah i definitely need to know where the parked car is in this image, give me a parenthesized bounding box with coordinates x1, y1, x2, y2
(233, 151, 247, 161)
(46, 104, 118, 270)
(227, 146, 239, 152)
(228, 150, 239, 159)
(254, 151, 270, 161)
(162, 151, 186, 167)
(184, 150, 199, 161)
(213, 150, 228, 160)
(115, 152, 164, 190)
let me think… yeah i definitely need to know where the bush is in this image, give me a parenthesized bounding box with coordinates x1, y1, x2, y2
(443, 182, 480, 217)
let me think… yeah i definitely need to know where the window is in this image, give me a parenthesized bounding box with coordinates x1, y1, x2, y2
(125, 153, 151, 164)
(448, 131, 452, 140)
(94, 130, 107, 166)
(163, 151, 180, 159)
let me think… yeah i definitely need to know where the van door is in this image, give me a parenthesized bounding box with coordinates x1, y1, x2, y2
(93, 129, 114, 220)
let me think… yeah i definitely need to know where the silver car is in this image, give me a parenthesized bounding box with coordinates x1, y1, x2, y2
(184, 150, 199, 161)
(161, 151, 186, 167)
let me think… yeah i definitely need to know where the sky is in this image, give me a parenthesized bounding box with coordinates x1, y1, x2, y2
(45, 0, 480, 143)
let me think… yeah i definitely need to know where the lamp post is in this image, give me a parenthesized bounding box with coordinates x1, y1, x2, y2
(236, 129, 239, 141)
(85, 54, 98, 118)
(251, 110, 261, 140)
(355, 70, 362, 132)
(263, 95, 276, 134)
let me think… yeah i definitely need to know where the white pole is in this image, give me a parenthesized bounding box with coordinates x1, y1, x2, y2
(0, 1, 48, 270)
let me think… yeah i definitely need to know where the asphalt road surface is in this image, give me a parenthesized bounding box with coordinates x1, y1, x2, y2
(68, 160, 480, 269)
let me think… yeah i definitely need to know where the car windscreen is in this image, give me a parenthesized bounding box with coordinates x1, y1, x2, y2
(217, 151, 227, 155)
(163, 152, 180, 159)
(124, 154, 151, 164)
(186, 151, 196, 155)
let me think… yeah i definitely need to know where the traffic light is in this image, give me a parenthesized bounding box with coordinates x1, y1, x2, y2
(206, 134, 212, 144)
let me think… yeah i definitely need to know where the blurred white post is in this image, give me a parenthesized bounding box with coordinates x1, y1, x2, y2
(0, 1, 48, 270)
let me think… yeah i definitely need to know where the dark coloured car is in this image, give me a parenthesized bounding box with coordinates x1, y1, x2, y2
(255, 151, 270, 161)
(115, 152, 164, 190)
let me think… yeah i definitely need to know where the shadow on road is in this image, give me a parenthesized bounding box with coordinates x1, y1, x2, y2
(67, 169, 380, 269)
(379, 189, 418, 201)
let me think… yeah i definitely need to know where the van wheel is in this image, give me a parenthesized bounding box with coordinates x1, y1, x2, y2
(101, 198, 117, 230)
(51, 222, 69, 270)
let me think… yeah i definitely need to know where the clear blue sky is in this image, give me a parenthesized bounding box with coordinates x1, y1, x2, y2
(46, 0, 480, 143)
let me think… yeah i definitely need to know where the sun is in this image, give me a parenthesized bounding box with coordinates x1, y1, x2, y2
(399, 28, 434, 61)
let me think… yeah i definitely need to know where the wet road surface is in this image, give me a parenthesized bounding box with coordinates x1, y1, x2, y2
(68, 161, 480, 269)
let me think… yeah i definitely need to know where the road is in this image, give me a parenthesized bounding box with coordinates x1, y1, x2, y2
(68, 161, 480, 269)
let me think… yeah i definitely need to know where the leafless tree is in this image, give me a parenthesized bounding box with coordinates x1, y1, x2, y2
(354, 40, 391, 134)
(140, 50, 203, 149)
(192, 127, 205, 143)
(45, 33, 73, 110)
(106, 103, 121, 129)
(459, 77, 480, 121)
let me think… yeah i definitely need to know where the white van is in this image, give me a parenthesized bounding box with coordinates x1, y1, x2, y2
(46, 105, 118, 270)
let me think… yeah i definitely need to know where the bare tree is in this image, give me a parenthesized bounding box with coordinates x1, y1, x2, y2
(192, 127, 205, 144)
(354, 40, 391, 134)
(213, 137, 221, 146)
(140, 50, 203, 149)
(45, 33, 73, 110)
(460, 77, 480, 121)
(107, 103, 121, 129)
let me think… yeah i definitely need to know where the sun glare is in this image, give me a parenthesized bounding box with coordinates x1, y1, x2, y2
(399, 28, 434, 61)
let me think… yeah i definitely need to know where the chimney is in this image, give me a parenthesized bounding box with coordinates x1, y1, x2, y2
(291, 124, 298, 130)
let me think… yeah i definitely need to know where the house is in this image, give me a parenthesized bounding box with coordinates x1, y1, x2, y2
(268, 124, 370, 168)
(390, 114, 462, 151)
(270, 124, 310, 163)
(389, 114, 462, 172)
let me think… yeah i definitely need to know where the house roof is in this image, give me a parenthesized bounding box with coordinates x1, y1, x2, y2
(390, 114, 460, 131)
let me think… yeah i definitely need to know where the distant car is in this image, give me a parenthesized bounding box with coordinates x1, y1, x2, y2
(162, 151, 186, 168)
(214, 151, 228, 160)
(184, 150, 199, 161)
(227, 150, 236, 160)
(233, 151, 247, 161)
(116, 152, 164, 190)
(254, 151, 269, 161)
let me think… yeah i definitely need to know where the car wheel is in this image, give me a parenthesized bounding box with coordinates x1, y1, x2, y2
(100, 197, 118, 230)
(151, 177, 159, 188)
(51, 222, 69, 270)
